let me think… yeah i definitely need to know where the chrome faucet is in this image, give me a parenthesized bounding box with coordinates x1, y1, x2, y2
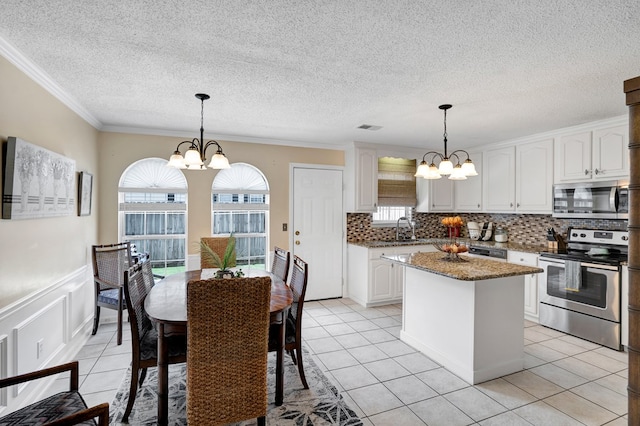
(395, 217, 416, 241)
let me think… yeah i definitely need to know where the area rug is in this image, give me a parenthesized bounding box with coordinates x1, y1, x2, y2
(109, 348, 363, 425)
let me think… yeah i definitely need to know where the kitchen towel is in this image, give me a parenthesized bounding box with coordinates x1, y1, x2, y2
(565, 260, 582, 292)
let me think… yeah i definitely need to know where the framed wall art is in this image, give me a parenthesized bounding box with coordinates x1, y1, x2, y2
(2, 137, 76, 220)
(78, 171, 93, 216)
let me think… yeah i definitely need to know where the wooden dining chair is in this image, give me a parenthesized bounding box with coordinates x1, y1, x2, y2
(200, 236, 236, 269)
(91, 242, 133, 345)
(186, 276, 272, 425)
(121, 261, 187, 423)
(269, 255, 309, 389)
(0, 361, 109, 425)
(271, 246, 290, 283)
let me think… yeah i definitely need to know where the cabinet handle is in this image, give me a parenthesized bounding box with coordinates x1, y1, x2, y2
(585, 169, 590, 176)
(510, 202, 513, 208)
(295, 230, 300, 235)
(595, 168, 601, 175)
(477, 203, 480, 208)
(295, 240, 300, 245)
(517, 202, 520, 208)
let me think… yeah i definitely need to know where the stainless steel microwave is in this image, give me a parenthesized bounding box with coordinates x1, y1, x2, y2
(552, 180, 628, 219)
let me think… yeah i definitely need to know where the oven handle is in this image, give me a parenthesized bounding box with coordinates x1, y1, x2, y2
(539, 258, 619, 272)
(580, 262, 619, 271)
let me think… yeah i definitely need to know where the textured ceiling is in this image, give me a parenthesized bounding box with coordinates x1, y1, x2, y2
(1, 1, 639, 151)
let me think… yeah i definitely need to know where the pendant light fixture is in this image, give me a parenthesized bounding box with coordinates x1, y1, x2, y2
(167, 93, 231, 170)
(415, 104, 477, 180)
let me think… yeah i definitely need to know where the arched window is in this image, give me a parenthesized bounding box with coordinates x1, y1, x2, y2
(118, 158, 187, 276)
(211, 163, 269, 269)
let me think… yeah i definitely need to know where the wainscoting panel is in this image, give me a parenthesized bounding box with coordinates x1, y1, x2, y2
(13, 296, 66, 395)
(0, 265, 93, 412)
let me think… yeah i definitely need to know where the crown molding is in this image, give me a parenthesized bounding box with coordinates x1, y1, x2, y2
(0, 36, 102, 129)
(100, 123, 346, 151)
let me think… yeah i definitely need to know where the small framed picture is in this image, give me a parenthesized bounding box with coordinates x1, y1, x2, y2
(78, 171, 93, 216)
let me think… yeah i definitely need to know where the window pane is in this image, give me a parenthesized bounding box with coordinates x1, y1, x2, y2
(167, 213, 185, 234)
(250, 212, 265, 233)
(372, 206, 412, 222)
(145, 213, 165, 235)
(125, 213, 145, 235)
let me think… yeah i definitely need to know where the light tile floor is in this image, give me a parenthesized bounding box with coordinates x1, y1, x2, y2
(67, 298, 628, 425)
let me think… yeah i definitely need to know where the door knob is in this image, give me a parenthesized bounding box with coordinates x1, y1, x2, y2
(295, 230, 300, 235)
(295, 240, 300, 245)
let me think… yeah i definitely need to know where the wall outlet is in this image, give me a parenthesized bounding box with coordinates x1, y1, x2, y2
(36, 339, 44, 359)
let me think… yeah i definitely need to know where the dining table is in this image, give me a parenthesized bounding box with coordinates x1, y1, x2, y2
(144, 268, 294, 426)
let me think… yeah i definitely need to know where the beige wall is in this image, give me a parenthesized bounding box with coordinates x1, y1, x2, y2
(97, 133, 344, 255)
(0, 56, 99, 307)
(0, 52, 343, 307)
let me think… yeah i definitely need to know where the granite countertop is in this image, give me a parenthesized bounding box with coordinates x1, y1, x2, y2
(382, 252, 543, 281)
(349, 238, 545, 254)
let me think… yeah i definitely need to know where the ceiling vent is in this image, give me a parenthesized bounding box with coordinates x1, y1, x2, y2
(357, 124, 383, 131)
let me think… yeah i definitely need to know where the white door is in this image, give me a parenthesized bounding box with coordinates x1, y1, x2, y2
(292, 166, 343, 300)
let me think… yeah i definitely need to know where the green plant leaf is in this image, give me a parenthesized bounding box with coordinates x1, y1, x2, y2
(200, 240, 223, 268)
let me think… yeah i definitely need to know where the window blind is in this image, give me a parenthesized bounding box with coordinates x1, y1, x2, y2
(377, 157, 417, 207)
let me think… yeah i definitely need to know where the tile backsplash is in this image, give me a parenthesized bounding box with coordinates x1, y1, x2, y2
(347, 212, 628, 246)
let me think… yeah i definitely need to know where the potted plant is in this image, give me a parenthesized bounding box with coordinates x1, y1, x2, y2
(199, 236, 241, 278)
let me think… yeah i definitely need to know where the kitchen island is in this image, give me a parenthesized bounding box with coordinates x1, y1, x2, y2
(383, 251, 542, 385)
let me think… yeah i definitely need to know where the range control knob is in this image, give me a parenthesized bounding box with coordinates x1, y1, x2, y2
(580, 233, 587, 238)
(572, 233, 578, 237)
(622, 235, 629, 241)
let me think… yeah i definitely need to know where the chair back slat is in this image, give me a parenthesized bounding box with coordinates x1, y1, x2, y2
(288, 255, 308, 324)
(123, 262, 153, 344)
(271, 247, 290, 283)
(186, 276, 271, 424)
(92, 242, 133, 290)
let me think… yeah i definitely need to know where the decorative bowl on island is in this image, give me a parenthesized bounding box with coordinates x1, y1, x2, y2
(432, 242, 469, 262)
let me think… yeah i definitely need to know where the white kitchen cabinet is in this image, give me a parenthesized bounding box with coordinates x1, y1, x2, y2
(345, 145, 378, 212)
(454, 151, 483, 212)
(483, 146, 516, 211)
(430, 178, 455, 211)
(592, 126, 629, 180)
(347, 244, 436, 307)
(415, 175, 454, 212)
(508, 250, 539, 322)
(555, 125, 629, 182)
(515, 139, 554, 213)
(622, 265, 629, 348)
(484, 141, 552, 214)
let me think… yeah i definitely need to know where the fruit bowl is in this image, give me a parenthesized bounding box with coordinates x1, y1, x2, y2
(432, 242, 469, 254)
(432, 242, 469, 262)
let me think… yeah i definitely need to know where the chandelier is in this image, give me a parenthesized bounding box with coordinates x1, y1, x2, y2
(415, 104, 477, 180)
(167, 93, 231, 170)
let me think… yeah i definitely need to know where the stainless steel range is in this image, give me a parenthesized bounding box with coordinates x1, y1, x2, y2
(538, 227, 628, 350)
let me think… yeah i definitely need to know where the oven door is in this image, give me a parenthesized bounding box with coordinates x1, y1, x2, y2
(539, 258, 620, 322)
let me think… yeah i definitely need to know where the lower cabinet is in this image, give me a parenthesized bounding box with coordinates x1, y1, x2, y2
(347, 244, 436, 307)
(508, 251, 539, 322)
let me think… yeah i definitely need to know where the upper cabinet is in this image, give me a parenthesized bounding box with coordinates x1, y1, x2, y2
(454, 151, 483, 212)
(415, 176, 452, 212)
(483, 146, 516, 211)
(516, 139, 554, 212)
(483, 139, 553, 213)
(555, 125, 629, 182)
(345, 145, 378, 212)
